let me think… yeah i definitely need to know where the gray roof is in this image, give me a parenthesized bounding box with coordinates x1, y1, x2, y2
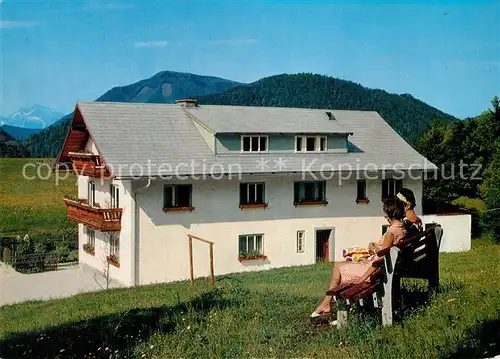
(75, 101, 437, 178)
(185, 106, 353, 134)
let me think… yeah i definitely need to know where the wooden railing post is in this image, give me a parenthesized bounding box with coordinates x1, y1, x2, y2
(187, 234, 215, 289)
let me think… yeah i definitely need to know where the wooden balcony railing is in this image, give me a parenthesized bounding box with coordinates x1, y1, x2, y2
(68, 152, 111, 178)
(62, 198, 122, 232)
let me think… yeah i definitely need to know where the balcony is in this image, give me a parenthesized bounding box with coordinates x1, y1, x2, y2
(62, 198, 122, 232)
(68, 152, 111, 178)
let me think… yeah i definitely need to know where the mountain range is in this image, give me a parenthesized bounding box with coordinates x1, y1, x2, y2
(2, 70, 459, 158)
(0, 105, 64, 141)
(1, 105, 63, 129)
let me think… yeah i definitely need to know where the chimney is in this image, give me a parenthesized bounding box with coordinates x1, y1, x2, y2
(175, 98, 198, 108)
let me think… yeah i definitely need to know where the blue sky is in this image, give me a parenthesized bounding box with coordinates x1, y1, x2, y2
(1, 0, 499, 118)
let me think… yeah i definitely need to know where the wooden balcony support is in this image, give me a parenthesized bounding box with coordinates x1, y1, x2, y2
(68, 152, 111, 178)
(63, 198, 122, 232)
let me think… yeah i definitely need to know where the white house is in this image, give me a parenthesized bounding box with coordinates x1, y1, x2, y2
(54, 99, 466, 287)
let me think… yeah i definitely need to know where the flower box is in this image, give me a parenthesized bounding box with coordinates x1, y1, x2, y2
(163, 206, 195, 213)
(239, 203, 268, 210)
(294, 200, 328, 207)
(238, 255, 268, 262)
(83, 244, 95, 255)
(107, 255, 120, 268)
(356, 198, 370, 204)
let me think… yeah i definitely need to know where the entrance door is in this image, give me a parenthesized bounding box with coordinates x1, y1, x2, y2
(316, 229, 332, 263)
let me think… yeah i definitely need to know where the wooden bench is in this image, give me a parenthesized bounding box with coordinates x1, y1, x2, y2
(327, 224, 443, 328)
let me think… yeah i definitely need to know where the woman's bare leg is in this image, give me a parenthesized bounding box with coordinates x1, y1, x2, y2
(313, 262, 347, 314)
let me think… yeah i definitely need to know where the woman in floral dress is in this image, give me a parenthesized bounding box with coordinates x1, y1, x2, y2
(311, 197, 407, 318)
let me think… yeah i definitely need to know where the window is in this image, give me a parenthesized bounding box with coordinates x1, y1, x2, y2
(238, 234, 264, 256)
(382, 179, 403, 199)
(109, 234, 119, 260)
(319, 137, 327, 151)
(86, 227, 95, 248)
(239, 182, 266, 206)
(110, 184, 119, 208)
(294, 181, 327, 204)
(88, 181, 96, 206)
(295, 136, 327, 152)
(164, 184, 193, 209)
(356, 180, 369, 203)
(296, 137, 303, 151)
(297, 230, 305, 253)
(306, 137, 316, 151)
(241, 135, 267, 153)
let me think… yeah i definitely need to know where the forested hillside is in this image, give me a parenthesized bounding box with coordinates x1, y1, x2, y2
(0, 128, 29, 157)
(196, 73, 458, 144)
(1, 125, 42, 141)
(26, 115, 72, 158)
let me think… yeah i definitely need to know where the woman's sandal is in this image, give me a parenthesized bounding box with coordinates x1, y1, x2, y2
(310, 310, 331, 318)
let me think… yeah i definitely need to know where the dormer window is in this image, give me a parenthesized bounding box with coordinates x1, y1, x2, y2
(241, 135, 268, 153)
(295, 136, 327, 152)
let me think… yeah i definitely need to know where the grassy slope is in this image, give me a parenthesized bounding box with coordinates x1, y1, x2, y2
(1, 240, 499, 359)
(0, 158, 76, 236)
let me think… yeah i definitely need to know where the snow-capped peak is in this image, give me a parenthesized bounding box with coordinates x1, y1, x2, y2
(2, 105, 64, 129)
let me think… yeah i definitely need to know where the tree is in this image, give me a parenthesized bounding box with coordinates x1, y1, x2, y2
(491, 95, 500, 121)
(93, 228, 120, 290)
(480, 144, 500, 243)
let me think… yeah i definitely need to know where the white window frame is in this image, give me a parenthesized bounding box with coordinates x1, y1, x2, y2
(295, 135, 328, 153)
(88, 181, 96, 206)
(110, 184, 119, 208)
(238, 234, 264, 255)
(86, 227, 95, 248)
(164, 184, 193, 208)
(296, 230, 305, 253)
(110, 234, 119, 259)
(241, 135, 268, 153)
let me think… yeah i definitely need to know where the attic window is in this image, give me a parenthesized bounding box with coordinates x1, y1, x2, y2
(326, 112, 335, 120)
(295, 136, 327, 152)
(242, 135, 268, 153)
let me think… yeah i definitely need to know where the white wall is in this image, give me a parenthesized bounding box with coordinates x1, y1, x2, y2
(133, 174, 423, 285)
(76, 175, 133, 286)
(422, 214, 471, 252)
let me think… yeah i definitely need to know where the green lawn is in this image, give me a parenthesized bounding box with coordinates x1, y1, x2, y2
(1, 239, 499, 359)
(0, 158, 76, 236)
